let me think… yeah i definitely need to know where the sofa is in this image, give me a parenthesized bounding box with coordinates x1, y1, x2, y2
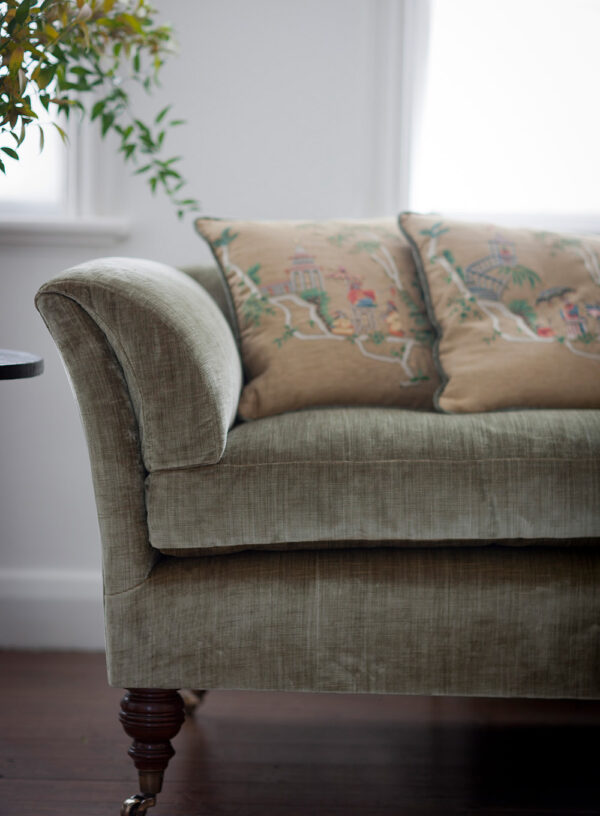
(35, 250, 600, 816)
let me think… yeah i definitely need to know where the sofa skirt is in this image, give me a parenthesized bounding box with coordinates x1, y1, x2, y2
(105, 544, 599, 699)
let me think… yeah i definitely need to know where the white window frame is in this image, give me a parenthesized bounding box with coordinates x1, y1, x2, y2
(368, 0, 430, 216)
(0, 110, 130, 246)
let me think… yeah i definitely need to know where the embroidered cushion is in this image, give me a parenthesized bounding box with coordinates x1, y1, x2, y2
(399, 213, 600, 412)
(195, 217, 439, 419)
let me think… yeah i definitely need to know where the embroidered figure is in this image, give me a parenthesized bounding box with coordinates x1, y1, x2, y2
(330, 310, 355, 336)
(384, 301, 405, 337)
(534, 286, 576, 338)
(328, 267, 377, 332)
(560, 302, 587, 339)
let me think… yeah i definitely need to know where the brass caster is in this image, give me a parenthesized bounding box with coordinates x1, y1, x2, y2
(121, 793, 156, 815)
(179, 688, 207, 715)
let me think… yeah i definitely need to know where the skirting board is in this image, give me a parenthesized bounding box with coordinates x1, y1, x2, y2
(0, 568, 105, 650)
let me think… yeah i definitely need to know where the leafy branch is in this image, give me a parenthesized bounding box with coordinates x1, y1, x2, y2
(0, 0, 199, 218)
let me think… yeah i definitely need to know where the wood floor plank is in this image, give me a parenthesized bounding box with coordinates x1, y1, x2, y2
(1, 651, 599, 816)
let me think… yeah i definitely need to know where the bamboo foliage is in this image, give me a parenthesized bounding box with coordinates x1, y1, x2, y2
(0, 0, 199, 218)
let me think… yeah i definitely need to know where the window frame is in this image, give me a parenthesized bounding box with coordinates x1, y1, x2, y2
(0, 108, 130, 246)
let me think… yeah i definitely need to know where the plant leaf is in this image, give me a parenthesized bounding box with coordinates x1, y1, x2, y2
(36, 63, 58, 91)
(155, 105, 171, 123)
(6, 0, 32, 34)
(44, 23, 59, 41)
(52, 122, 68, 144)
(16, 120, 26, 146)
(9, 47, 25, 75)
(91, 100, 105, 120)
(120, 13, 144, 34)
(101, 111, 115, 136)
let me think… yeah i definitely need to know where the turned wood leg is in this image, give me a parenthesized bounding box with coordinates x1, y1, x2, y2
(119, 688, 185, 815)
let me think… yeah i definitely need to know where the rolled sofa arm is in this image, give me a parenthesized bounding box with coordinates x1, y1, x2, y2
(36, 257, 242, 594)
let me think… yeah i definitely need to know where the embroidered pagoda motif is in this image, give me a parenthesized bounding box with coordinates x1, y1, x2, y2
(464, 235, 517, 301)
(417, 218, 600, 359)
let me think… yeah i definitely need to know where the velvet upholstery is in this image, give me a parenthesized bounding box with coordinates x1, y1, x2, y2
(149, 407, 600, 553)
(35, 259, 600, 700)
(105, 545, 600, 697)
(37, 258, 242, 470)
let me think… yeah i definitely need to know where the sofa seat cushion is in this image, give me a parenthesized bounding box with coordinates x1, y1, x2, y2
(146, 407, 600, 554)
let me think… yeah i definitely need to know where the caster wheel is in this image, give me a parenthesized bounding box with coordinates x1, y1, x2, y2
(180, 687, 207, 715)
(121, 793, 156, 815)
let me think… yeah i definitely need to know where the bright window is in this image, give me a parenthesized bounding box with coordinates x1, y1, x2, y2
(411, 0, 600, 218)
(0, 100, 67, 216)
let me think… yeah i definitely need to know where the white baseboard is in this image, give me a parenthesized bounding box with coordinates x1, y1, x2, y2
(0, 568, 105, 650)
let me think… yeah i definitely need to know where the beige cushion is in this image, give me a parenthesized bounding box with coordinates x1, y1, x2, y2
(399, 213, 600, 413)
(195, 217, 439, 419)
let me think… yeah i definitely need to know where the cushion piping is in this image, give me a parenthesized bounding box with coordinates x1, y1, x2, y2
(398, 211, 449, 412)
(195, 216, 243, 347)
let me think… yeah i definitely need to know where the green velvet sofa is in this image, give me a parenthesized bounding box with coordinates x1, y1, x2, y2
(36, 258, 600, 816)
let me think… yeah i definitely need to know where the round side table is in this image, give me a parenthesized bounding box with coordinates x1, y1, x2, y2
(0, 349, 44, 380)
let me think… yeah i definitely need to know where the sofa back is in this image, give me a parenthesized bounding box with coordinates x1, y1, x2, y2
(180, 265, 239, 343)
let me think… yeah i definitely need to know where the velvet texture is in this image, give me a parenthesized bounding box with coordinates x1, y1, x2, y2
(105, 546, 600, 698)
(149, 406, 600, 552)
(35, 258, 242, 594)
(37, 257, 242, 470)
(36, 260, 600, 700)
(35, 292, 157, 596)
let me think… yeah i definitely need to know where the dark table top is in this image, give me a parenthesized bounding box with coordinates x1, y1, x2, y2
(0, 349, 44, 380)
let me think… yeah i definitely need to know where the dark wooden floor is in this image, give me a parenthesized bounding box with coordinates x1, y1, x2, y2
(1, 652, 599, 816)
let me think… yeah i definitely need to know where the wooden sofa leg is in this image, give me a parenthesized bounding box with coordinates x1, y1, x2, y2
(119, 689, 185, 815)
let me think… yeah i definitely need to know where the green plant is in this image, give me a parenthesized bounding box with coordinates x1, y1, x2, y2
(0, 0, 199, 218)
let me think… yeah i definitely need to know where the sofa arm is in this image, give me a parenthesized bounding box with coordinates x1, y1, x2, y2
(36, 258, 242, 595)
(36, 257, 242, 471)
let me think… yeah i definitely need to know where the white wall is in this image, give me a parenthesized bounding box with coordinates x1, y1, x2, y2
(0, 0, 399, 649)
